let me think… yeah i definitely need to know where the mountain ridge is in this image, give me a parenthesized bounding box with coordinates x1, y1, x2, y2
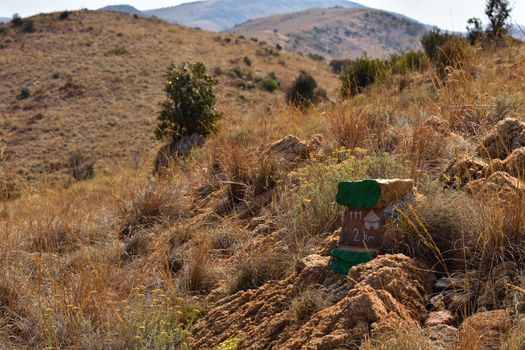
(142, 0, 365, 31)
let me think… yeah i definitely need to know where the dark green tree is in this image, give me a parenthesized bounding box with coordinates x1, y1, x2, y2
(156, 62, 220, 142)
(485, 0, 511, 37)
(286, 71, 326, 109)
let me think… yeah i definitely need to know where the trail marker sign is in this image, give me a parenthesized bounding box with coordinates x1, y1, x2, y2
(329, 178, 414, 275)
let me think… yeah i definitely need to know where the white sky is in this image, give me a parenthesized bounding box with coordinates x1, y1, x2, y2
(1, 0, 524, 31)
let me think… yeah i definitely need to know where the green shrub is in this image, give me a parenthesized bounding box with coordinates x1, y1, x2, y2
(329, 59, 352, 74)
(256, 77, 280, 92)
(286, 71, 326, 109)
(156, 62, 220, 142)
(10, 14, 23, 27)
(58, 11, 71, 20)
(21, 19, 35, 33)
(17, 88, 30, 100)
(434, 37, 471, 73)
(340, 57, 386, 98)
(389, 50, 428, 74)
(421, 28, 453, 61)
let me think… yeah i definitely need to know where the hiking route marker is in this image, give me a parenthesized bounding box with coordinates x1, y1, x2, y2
(329, 179, 415, 275)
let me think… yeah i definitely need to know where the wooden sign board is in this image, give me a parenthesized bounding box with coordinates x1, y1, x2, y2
(340, 207, 383, 250)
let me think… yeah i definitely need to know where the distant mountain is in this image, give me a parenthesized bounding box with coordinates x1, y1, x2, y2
(0, 17, 10, 23)
(99, 5, 143, 16)
(231, 7, 427, 60)
(143, 0, 365, 31)
(511, 24, 525, 40)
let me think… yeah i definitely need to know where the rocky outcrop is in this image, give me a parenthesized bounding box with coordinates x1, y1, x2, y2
(268, 135, 309, 162)
(442, 155, 487, 188)
(192, 254, 435, 349)
(478, 118, 525, 160)
(458, 310, 511, 350)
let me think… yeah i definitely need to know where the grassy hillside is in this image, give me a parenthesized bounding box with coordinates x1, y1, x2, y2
(231, 7, 427, 60)
(143, 0, 364, 31)
(0, 10, 336, 187)
(1, 8, 525, 350)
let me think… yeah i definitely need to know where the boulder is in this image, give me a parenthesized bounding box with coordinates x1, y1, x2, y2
(294, 254, 330, 289)
(458, 310, 511, 350)
(442, 155, 487, 188)
(503, 147, 525, 180)
(376, 179, 415, 208)
(425, 310, 455, 327)
(154, 133, 205, 173)
(465, 171, 525, 199)
(478, 118, 525, 160)
(268, 135, 309, 162)
(347, 254, 436, 321)
(423, 324, 458, 350)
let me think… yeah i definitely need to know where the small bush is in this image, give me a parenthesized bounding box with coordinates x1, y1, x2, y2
(118, 179, 182, 237)
(243, 56, 252, 66)
(290, 287, 333, 322)
(21, 19, 35, 33)
(0, 180, 20, 200)
(466, 17, 484, 44)
(10, 14, 22, 27)
(307, 53, 325, 62)
(58, 11, 71, 20)
(434, 37, 471, 74)
(156, 62, 220, 142)
(389, 51, 428, 74)
(329, 59, 352, 74)
(421, 28, 453, 61)
(105, 47, 129, 56)
(67, 151, 95, 181)
(256, 77, 280, 92)
(17, 88, 30, 100)
(341, 57, 386, 98)
(286, 71, 326, 109)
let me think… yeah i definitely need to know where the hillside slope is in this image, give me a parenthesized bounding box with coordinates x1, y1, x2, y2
(143, 0, 364, 31)
(231, 7, 427, 59)
(0, 10, 336, 185)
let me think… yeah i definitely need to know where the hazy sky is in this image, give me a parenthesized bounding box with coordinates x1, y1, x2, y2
(1, 0, 524, 31)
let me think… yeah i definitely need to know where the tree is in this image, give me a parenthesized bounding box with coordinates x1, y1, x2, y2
(156, 62, 220, 142)
(485, 0, 511, 38)
(466, 17, 483, 44)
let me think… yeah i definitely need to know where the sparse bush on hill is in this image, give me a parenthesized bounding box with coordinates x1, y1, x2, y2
(16, 87, 30, 100)
(467, 17, 484, 44)
(329, 59, 352, 74)
(10, 14, 22, 27)
(434, 37, 471, 75)
(156, 62, 220, 142)
(389, 50, 428, 74)
(286, 71, 326, 109)
(341, 57, 386, 98)
(421, 29, 470, 77)
(421, 28, 454, 62)
(67, 150, 95, 181)
(256, 77, 280, 92)
(58, 11, 71, 21)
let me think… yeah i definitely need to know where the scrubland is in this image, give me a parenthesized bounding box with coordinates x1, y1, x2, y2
(0, 10, 525, 350)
